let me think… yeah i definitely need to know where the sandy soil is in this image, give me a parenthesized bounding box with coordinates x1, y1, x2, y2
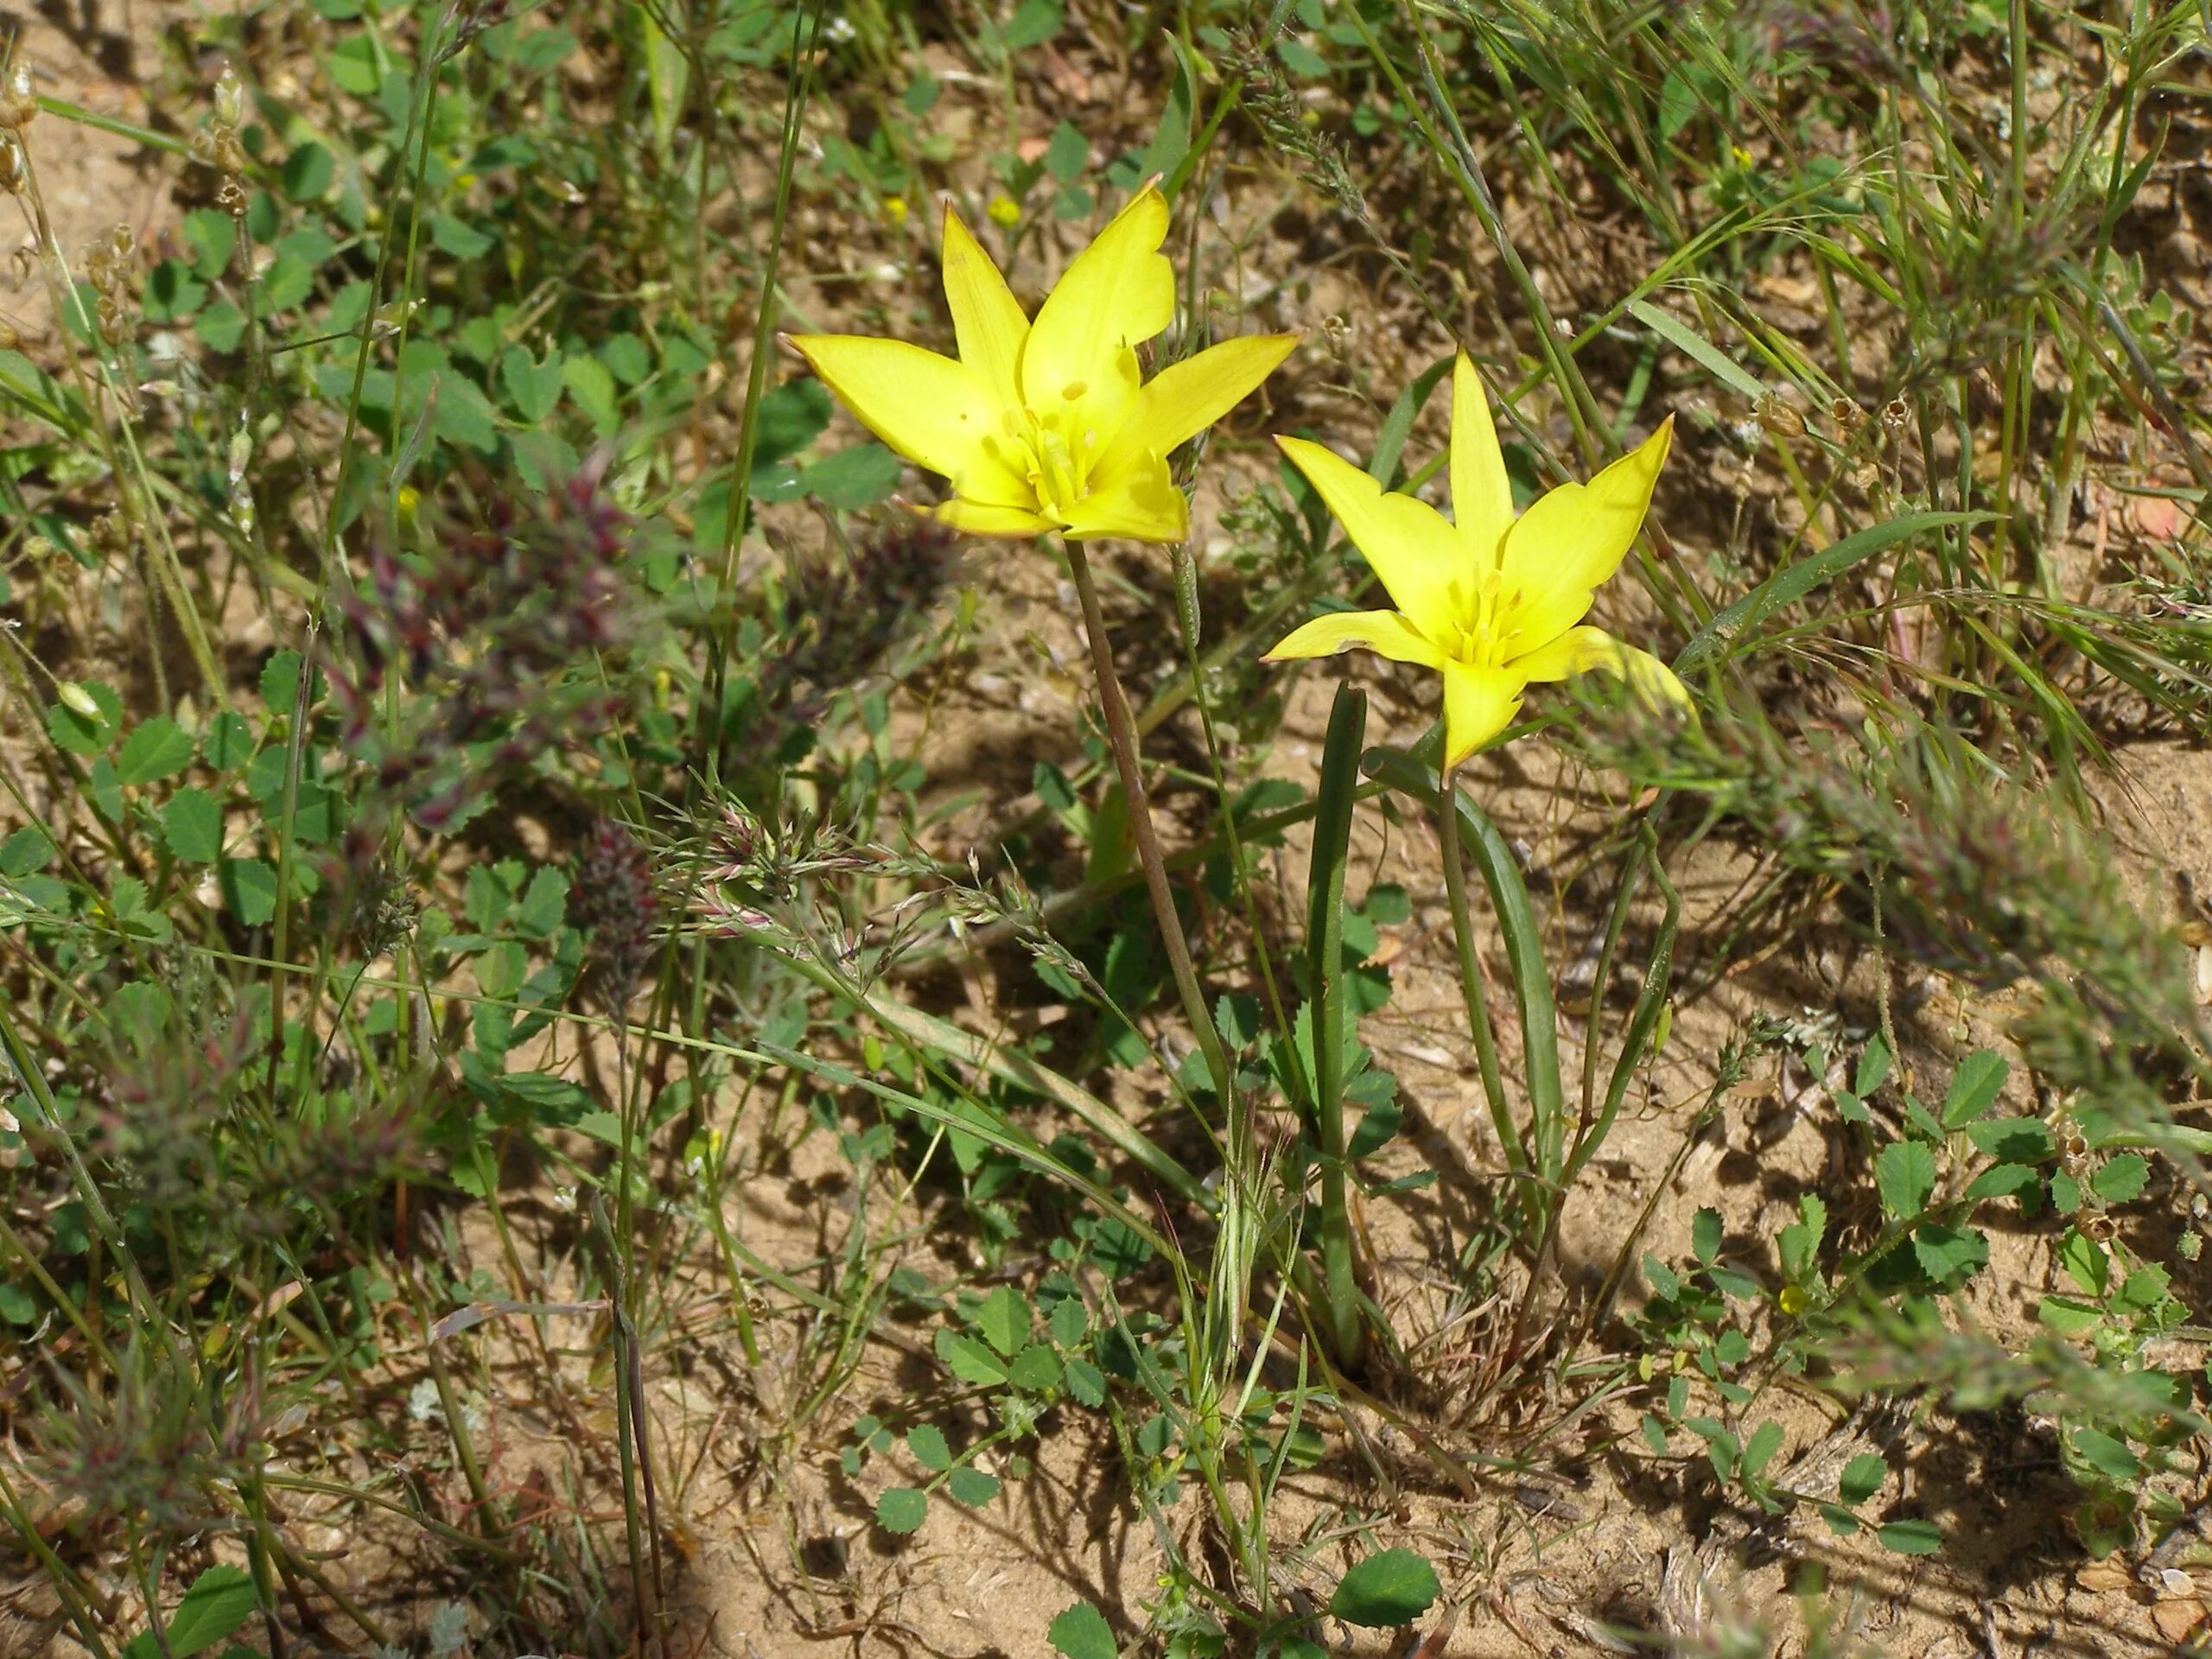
(8, 3, 2212, 1657)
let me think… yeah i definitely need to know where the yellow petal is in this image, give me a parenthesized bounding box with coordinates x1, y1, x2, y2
(1450, 353, 1515, 570)
(1059, 449, 1187, 543)
(1513, 625, 1694, 715)
(1097, 334, 1300, 480)
(788, 334, 1031, 506)
(931, 499, 1058, 538)
(1497, 416, 1674, 647)
(1274, 435, 1468, 639)
(942, 205, 1030, 410)
(1442, 660, 1526, 770)
(1020, 186, 1174, 415)
(1261, 609, 1444, 667)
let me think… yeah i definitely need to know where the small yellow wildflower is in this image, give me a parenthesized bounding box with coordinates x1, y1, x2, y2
(882, 194, 909, 226)
(1778, 1285, 1808, 1316)
(986, 193, 1020, 228)
(790, 185, 1299, 543)
(1263, 353, 1690, 770)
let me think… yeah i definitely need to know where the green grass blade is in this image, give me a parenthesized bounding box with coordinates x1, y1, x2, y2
(855, 987, 1205, 1207)
(1674, 511, 1991, 675)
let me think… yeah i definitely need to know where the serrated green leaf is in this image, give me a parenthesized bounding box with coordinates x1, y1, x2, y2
(1839, 1452, 1887, 1506)
(2071, 1427, 2141, 1482)
(1942, 1050, 2008, 1128)
(1045, 120, 1088, 183)
(1877, 1518, 1942, 1555)
(117, 717, 195, 786)
(1964, 1162, 2040, 1203)
(260, 652, 302, 715)
(1741, 1421, 1784, 1479)
(1874, 1140, 1936, 1221)
(0, 826, 54, 876)
(203, 711, 254, 771)
(976, 1285, 1032, 1357)
(906, 1424, 951, 1471)
(1707, 1266, 1762, 1301)
(220, 857, 278, 926)
(1047, 1601, 1117, 1659)
(1007, 1343, 1062, 1392)
(2090, 1154, 2148, 1204)
(801, 442, 904, 509)
(937, 1330, 1010, 1387)
(499, 344, 565, 423)
(2037, 1294, 2101, 1335)
(945, 1465, 1001, 1506)
(2058, 1230, 2108, 1297)
(753, 378, 833, 461)
(874, 1488, 927, 1533)
(48, 682, 122, 755)
(1048, 1294, 1086, 1350)
(1691, 1207, 1722, 1264)
(1064, 1357, 1106, 1407)
(516, 866, 569, 937)
(1910, 1223, 1987, 1287)
(162, 789, 224, 863)
(119, 1566, 257, 1659)
(1328, 1548, 1440, 1629)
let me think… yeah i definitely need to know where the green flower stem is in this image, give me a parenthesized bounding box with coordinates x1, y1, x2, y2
(1062, 537, 1236, 1110)
(1437, 770, 1517, 1178)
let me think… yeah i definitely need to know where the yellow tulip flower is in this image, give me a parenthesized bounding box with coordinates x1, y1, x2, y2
(1264, 354, 1690, 770)
(789, 185, 1298, 543)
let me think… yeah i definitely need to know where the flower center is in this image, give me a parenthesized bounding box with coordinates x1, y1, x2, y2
(986, 405, 1104, 522)
(1446, 569, 1522, 669)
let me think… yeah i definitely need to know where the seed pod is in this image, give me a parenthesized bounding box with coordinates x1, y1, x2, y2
(1754, 391, 1804, 438)
(1173, 545, 1201, 648)
(214, 65, 244, 130)
(0, 62, 35, 131)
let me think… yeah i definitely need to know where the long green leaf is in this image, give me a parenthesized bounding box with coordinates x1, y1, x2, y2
(1307, 684, 1368, 1370)
(1673, 511, 1989, 674)
(1366, 748, 1563, 1180)
(1565, 842, 1680, 1190)
(855, 990, 1204, 1206)
(1626, 298, 1769, 401)
(1367, 353, 1456, 487)
(755, 1041, 1168, 1249)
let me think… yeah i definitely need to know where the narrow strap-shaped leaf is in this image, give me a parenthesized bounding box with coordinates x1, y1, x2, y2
(1566, 837, 1680, 1190)
(1308, 683, 1370, 1370)
(757, 1041, 1169, 1249)
(1673, 511, 1989, 675)
(1367, 353, 1456, 487)
(1625, 298, 1768, 401)
(853, 993, 1204, 1207)
(1365, 747, 1564, 1182)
